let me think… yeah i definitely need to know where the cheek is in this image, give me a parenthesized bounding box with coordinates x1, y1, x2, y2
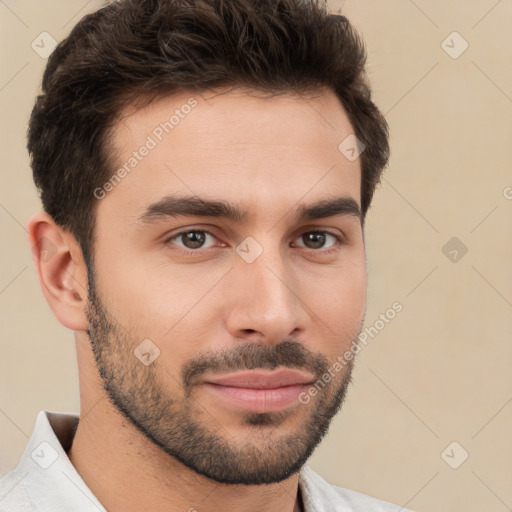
(96, 245, 215, 325)
(304, 260, 366, 346)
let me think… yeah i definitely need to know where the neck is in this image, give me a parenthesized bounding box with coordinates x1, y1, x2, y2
(67, 396, 304, 512)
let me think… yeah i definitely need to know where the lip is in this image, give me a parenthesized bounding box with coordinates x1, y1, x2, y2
(202, 369, 315, 413)
(204, 368, 315, 389)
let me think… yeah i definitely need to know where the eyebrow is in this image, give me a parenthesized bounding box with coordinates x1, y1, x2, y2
(137, 194, 361, 224)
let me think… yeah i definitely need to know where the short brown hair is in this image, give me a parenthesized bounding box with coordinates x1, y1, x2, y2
(28, 0, 389, 267)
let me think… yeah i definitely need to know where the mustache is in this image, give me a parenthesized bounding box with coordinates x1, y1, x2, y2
(181, 340, 330, 396)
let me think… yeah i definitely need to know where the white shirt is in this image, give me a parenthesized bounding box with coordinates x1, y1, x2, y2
(0, 410, 412, 511)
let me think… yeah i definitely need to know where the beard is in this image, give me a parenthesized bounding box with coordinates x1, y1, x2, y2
(84, 265, 357, 485)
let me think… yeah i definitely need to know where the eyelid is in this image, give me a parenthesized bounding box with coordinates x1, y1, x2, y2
(294, 225, 347, 243)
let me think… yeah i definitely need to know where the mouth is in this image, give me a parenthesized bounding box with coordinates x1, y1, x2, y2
(202, 368, 315, 413)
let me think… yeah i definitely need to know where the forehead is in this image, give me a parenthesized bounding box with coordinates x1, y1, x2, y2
(100, 87, 361, 225)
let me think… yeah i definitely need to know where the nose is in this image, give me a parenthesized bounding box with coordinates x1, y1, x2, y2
(224, 246, 308, 345)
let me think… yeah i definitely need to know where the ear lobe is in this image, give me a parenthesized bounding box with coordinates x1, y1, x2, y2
(27, 212, 89, 331)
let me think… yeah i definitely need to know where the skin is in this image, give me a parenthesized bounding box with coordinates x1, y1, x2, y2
(28, 86, 367, 512)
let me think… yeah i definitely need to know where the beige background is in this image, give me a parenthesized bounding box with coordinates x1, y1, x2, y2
(1, 1, 511, 511)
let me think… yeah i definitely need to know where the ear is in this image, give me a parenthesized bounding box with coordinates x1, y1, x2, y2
(27, 212, 89, 331)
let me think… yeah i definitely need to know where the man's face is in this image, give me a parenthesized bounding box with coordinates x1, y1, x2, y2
(85, 87, 366, 484)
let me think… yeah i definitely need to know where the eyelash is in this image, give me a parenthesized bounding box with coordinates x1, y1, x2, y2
(163, 228, 344, 255)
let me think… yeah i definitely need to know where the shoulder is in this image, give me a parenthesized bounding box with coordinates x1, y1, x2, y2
(330, 484, 410, 511)
(299, 465, 413, 512)
(0, 468, 34, 511)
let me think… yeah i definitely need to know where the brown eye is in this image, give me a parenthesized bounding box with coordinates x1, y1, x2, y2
(294, 231, 339, 250)
(167, 229, 216, 250)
